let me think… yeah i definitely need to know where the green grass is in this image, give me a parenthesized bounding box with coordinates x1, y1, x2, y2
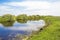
(29, 17, 60, 40)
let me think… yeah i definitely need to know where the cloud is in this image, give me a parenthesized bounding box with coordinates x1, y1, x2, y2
(4, 1, 51, 9)
(0, 1, 60, 16)
(0, 4, 25, 15)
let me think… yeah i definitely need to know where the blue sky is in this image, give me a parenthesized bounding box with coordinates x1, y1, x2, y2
(0, 0, 60, 16)
(0, 0, 60, 3)
(0, 0, 24, 3)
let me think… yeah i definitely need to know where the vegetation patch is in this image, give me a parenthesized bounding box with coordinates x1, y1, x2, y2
(28, 16, 60, 40)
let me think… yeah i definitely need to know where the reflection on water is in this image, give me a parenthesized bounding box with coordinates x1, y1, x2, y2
(1, 21, 15, 27)
(17, 19, 27, 23)
(0, 20, 45, 40)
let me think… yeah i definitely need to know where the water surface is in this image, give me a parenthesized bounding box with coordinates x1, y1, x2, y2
(0, 20, 45, 40)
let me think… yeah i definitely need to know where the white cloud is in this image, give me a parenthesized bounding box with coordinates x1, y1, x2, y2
(4, 1, 51, 9)
(0, 1, 60, 16)
(49, 2, 60, 16)
(0, 5, 23, 15)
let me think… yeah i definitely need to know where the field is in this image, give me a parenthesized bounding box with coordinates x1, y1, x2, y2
(29, 16, 60, 40)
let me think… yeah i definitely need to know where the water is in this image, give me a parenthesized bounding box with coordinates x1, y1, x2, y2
(0, 20, 45, 40)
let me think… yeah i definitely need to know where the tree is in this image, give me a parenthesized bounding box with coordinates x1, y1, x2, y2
(1, 14, 15, 22)
(28, 15, 40, 21)
(0, 16, 2, 23)
(35, 15, 40, 20)
(16, 14, 28, 23)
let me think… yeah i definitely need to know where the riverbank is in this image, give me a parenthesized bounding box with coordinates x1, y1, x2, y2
(28, 16, 60, 40)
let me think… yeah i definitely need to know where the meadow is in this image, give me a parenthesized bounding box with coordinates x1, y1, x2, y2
(29, 16, 60, 40)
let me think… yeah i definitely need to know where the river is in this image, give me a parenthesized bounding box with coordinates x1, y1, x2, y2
(0, 20, 45, 40)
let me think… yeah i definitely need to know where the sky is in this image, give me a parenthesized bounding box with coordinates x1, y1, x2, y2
(0, 0, 60, 16)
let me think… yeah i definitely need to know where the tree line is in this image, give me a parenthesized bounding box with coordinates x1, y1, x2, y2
(0, 14, 43, 23)
(0, 14, 58, 26)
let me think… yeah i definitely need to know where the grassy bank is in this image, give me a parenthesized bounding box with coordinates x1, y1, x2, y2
(29, 16, 60, 40)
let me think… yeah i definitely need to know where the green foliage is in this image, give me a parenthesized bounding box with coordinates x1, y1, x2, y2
(0, 16, 2, 23)
(16, 14, 28, 20)
(16, 14, 28, 23)
(1, 14, 15, 22)
(28, 15, 40, 21)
